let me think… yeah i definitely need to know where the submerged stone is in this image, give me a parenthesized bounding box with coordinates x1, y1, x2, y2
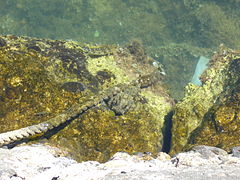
(0, 35, 173, 162)
(171, 45, 240, 155)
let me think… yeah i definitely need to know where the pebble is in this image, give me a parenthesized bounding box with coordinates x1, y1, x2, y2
(192, 145, 228, 158)
(232, 146, 240, 157)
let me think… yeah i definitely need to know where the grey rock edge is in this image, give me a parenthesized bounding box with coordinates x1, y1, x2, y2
(0, 69, 161, 147)
(1, 144, 240, 180)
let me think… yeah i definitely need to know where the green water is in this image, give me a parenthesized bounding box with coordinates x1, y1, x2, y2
(1, 0, 240, 99)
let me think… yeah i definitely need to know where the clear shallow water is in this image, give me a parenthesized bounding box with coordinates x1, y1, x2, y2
(1, 0, 240, 98)
(1, 0, 239, 47)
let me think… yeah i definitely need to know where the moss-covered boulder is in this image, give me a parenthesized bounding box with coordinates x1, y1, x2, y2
(171, 45, 240, 154)
(0, 36, 173, 162)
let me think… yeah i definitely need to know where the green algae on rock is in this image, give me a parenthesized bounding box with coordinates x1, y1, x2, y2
(0, 35, 173, 162)
(170, 45, 240, 155)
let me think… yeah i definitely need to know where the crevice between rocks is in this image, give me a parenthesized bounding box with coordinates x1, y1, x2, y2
(162, 110, 173, 153)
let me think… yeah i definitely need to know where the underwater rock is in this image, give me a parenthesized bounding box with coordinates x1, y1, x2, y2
(0, 35, 173, 162)
(171, 45, 240, 155)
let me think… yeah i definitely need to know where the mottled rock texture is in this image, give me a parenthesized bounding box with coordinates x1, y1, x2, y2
(171, 45, 240, 155)
(0, 35, 173, 162)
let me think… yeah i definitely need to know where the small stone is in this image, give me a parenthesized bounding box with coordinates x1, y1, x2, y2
(232, 146, 240, 158)
(110, 152, 131, 161)
(156, 152, 171, 161)
(192, 145, 228, 158)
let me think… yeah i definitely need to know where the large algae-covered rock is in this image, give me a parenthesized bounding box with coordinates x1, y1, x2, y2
(171, 45, 240, 154)
(0, 36, 173, 162)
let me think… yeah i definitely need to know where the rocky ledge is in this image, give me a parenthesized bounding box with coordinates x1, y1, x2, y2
(1, 144, 240, 180)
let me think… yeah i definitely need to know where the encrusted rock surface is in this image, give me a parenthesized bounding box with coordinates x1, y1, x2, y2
(0, 35, 173, 162)
(1, 144, 240, 180)
(171, 46, 240, 155)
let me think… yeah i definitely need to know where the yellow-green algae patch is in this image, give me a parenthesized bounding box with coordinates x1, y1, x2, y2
(0, 49, 82, 132)
(170, 46, 240, 155)
(141, 90, 172, 125)
(185, 56, 240, 152)
(87, 55, 130, 86)
(0, 35, 173, 162)
(51, 101, 165, 162)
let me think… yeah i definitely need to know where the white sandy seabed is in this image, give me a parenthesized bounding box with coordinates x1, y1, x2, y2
(0, 144, 240, 180)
